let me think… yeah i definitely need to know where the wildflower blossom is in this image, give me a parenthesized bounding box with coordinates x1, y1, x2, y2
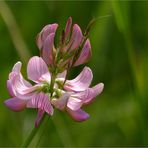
(36, 17, 91, 70)
(4, 17, 104, 127)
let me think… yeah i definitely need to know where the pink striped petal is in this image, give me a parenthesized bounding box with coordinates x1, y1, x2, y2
(74, 39, 91, 66)
(42, 24, 58, 42)
(9, 62, 22, 79)
(84, 83, 104, 104)
(67, 97, 83, 111)
(72, 83, 104, 104)
(12, 61, 22, 73)
(35, 109, 45, 127)
(27, 93, 53, 115)
(67, 108, 89, 122)
(65, 17, 72, 40)
(27, 56, 51, 83)
(66, 24, 83, 51)
(36, 24, 58, 49)
(9, 62, 32, 87)
(42, 33, 55, 65)
(65, 67, 93, 91)
(7, 80, 15, 97)
(4, 97, 26, 112)
(10, 74, 37, 100)
(51, 93, 70, 110)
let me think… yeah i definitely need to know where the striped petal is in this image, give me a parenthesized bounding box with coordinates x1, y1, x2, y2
(27, 92, 53, 115)
(67, 108, 89, 122)
(65, 67, 93, 91)
(27, 56, 51, 83)
(72, 83, 104, 104)
(10, 74, 37, 100)
(74, 39, 91, 66)
(42, 33, 55, 65)
(66, 24, 83, 51)
(65, 17, 72, 40)
(36, 23, 58, 49)
(7, 80, 15, 97)
(4, 97, 26, 112)
(84, 83, 104, 104)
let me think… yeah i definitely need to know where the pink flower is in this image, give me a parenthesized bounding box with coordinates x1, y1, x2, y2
(5, 56, 54, 127)
(36, 17, 91, 67)
(5, 56, 104, 124)
(51, 67, 104, 122)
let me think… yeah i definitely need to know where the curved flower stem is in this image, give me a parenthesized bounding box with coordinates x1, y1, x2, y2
(21, 114, 49, 148)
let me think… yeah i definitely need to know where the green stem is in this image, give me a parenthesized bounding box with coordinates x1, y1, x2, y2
(21, 114, 49, 148)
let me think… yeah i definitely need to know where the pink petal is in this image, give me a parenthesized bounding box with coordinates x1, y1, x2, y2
(7, 80, 15, 97)
(74, 39, 91, 66)
(27, 56, 51, 83)
(4, 97, 26, 112)
(67, 97, 83, 111)
(12, 62, 22, 73)
(27, 93, 53, 115)
(36, 24, 58, 49)
(84, 83, 104, 105)
(10, 74, 36, 100)
(64, 67, 93, 91)
(35, 109, 45, 128)
(42, 24, 58, 42)
(9, 62, 32, 88)
(51, 93, 70, 110)
(9, 62, 22, 79)
(65, 17, 72, 40)
(67, 108, 89, 122)
(42, 33, 55, 65)
(66, 24, 83, 51)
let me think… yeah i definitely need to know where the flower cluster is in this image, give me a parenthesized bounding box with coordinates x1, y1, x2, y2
(4, 17, 104, 127)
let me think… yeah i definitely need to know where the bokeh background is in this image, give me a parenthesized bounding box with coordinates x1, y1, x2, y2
(0, 1, 148, 147)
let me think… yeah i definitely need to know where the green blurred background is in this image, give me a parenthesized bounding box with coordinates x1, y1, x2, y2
(0, 1, 148, 147)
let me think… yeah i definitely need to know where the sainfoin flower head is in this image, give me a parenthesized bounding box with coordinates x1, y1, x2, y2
(4, 17, 104, 127)
(36, 17, 91, 70)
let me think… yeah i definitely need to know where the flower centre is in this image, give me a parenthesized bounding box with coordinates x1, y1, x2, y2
(37, 80, 64, 99)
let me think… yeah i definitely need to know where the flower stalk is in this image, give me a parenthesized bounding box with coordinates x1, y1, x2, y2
(21, 114, 49, 148)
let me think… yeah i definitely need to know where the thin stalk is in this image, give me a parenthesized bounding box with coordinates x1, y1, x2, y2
(21, 114, 49, 148)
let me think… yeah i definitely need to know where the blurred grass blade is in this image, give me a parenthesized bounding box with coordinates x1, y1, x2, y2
(0, 1, 31, 63)
(112, 1, 144, 96)
(112, 1, 146, 144)
(51, 114, 74, 147)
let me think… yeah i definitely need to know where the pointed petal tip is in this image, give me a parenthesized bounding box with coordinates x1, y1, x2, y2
(68, 16, 72, 21)
(97, 83, 104, 94)
(34, 109, 45, 128)
(12, 61, 22, 73)
(73, 24, 81, 30)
